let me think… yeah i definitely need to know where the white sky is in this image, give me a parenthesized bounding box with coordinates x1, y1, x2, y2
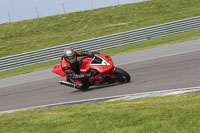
(0, 0, 143, 24)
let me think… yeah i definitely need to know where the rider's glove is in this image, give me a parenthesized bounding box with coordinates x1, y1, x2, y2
(92, 51, 100, 55)
(81, 51, 95, 58)
(88, 52, 95, 58)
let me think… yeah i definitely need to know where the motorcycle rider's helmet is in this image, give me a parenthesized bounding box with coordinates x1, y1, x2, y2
(63, 48, 77, 63)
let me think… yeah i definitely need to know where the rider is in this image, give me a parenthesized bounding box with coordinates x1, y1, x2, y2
(60, 48, 95, 90)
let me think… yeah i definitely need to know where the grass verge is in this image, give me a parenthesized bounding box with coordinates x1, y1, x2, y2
(0, 93, 200, 133)
(1, 28, 200, 79)
(0, 0, 200, 58)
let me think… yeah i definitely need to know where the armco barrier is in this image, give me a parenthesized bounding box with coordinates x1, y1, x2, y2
(0, 16, 200, 71)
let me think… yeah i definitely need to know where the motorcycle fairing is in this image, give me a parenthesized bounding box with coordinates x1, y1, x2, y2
(79, 54, 114, 74)
(90, 56, 110, 66)
(52, 54, 117, 83)
(52, 64, 67, 78)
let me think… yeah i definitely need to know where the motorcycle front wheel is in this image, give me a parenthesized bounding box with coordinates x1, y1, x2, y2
(113, 68, 131, 83)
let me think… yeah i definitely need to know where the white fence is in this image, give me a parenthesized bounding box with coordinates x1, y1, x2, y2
(0, 16, 200, 71)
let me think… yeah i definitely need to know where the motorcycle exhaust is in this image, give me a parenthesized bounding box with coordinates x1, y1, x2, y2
(59, 80, 77, 88)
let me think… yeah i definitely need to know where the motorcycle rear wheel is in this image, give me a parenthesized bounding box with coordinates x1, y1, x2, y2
(114, 68, 131, 83)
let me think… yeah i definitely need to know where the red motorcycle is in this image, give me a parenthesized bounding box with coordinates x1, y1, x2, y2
(52, 54, 131, 90)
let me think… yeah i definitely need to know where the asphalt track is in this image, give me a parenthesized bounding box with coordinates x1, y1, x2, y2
(0, 39, 200, 112)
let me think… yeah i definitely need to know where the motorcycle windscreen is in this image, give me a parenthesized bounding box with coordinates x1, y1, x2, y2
(90, 55, 114, 73)
(52, 64, 67, 78)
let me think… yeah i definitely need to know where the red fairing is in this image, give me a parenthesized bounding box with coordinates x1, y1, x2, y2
(52, 64, 67, 78)
(93, 54, 113, 73)
(79, 58, 93, 73)
(79, 54, 114, 74)
(79, 54, 117, 84)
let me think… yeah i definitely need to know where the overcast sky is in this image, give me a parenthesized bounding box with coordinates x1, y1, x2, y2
(0, 0, 143, 24)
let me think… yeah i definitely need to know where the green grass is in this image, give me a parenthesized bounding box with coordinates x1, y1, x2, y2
(0, 93, 200, 133)
(1, 0, 200, 79)
(0, 0, 200, 58)
(1, 28, 200, 79)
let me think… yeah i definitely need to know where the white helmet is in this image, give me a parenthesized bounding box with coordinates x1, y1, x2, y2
(64, 48, 76, 63)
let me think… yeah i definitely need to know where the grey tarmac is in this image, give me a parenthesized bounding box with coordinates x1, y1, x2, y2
(0, 39, 200, 112)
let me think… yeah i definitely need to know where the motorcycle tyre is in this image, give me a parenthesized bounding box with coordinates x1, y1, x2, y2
(113, 68, 131, 83)
(78, 84, 89, 91)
